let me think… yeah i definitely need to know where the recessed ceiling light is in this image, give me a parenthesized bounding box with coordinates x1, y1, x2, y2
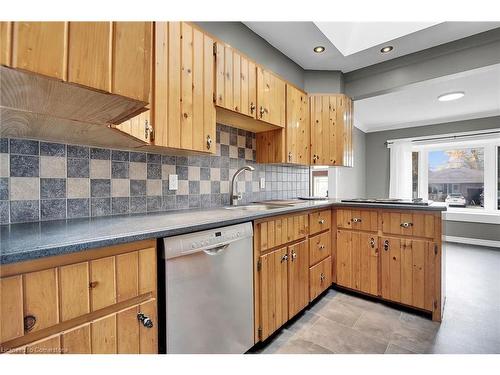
(380, 46, 394, 53)
(438, 92, 465, 102)
(313, 46, 325, 53)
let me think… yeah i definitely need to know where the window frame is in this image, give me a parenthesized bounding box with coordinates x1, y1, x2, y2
(310, 166, 329, 197)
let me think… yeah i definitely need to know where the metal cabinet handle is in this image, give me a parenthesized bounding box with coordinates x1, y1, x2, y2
(318, 219, 325, 224)
(400, 222, 413, 228)
(384, 239, 389, 251)
(318, 244, 325, 250)
(281, 254, 288, 263)
(291, 252, 297, 260)
(370, 238, 375, 248)
(250, 102, 256, 114)
(24, 315, 37, 333)
(206, 135, 212, 150)
(137, 313, 154, 328)
(259, 106, 265, 118)
(320, 273, 325, 283)
(89, 281, 99, 289)
(288, 151, 292, 162)
(352, 217, 362, 223)
(144, 119, 153, 140)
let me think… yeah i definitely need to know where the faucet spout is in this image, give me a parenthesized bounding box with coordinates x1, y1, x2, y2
(230, 166, 255, 206)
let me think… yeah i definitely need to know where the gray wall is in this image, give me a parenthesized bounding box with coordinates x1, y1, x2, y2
(196, 22, 305, 89)
(304, 70, 344, 93)
(445, 221, 500, 242)
(365, 115, 500, 198)
(328, 126, 366, 199)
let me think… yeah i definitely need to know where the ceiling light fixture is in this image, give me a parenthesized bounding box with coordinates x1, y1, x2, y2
(380, 46, 394, 53)
(313, 46, 325, 53)
(438, 92, 465, 102)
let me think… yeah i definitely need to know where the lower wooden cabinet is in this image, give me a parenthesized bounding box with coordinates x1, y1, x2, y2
(0, 240, 158, 354)
(309, 256, 332, 302)
(336, 230, 379, 296)
(380, 237, 436, 311)
(287, 240, 310, 319)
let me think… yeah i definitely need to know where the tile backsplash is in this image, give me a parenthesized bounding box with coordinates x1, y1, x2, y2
(0, 125, 310, 224)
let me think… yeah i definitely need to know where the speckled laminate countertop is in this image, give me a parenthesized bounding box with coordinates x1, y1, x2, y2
(0, 200, 446, 264)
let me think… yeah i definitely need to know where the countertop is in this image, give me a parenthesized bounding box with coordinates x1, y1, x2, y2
(0, 199, 446, 265)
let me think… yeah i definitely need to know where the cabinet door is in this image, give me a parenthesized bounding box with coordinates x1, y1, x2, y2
(336, 230, 352, 288)
(11, 22, 66, 80)
(91, 314, 117, 354)
(309, 209, 331, 235)
(139, 300, 158, 353)
(259, 247, 288, 341)
(112, 22, 152, 103)
(288, 240, 309, 319)
(309, 256, 332, 302)
(0, 275, 23, 343)
(310, 95, 336, 165)
(257, 67, 285, 127)
(381, 237, 434, 309)
(286, 85, 309, 164)
(89, 256, 116, 311)
(154, 22, 215, 153)
(68, 22, 112, 92)
(116, 251, 139, 302)
(336, 95, 353, 167)
(309, 230, 331, 267)
(117, 305, 140, 354)
(359, 234, 379, 296)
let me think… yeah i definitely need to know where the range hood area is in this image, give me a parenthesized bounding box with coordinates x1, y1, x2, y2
(0, 66, 148, 149)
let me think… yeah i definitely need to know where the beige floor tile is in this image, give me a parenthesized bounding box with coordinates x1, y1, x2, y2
(352, 308, 402, 343)
(276, 338, 333, 354)
(312, 296, 365, 328)
(297, 316, 388, 354)
(287, 311, 321, 334)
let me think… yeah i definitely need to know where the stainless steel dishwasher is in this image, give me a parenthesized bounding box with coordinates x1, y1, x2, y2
(162, 222, 254, 354)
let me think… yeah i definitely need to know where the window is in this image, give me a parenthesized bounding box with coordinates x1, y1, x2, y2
(310, 167, 328, 197)
(427, 148, 484, 208)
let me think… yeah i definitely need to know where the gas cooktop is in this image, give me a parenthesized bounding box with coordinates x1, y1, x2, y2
(340, 198, 433, 206)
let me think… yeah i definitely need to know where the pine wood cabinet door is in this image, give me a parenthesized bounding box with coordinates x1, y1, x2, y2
(117, 305, 140, 354)
(336, 230, 352, 288)
(286, 85, 309, 164)
(91, 314, 117, 354)
(358, 234, 379, 296)
(23, 268, 59, 331)
(68, 22, 112, 92)
(138, 300, 158, 353)
(11, 22, 66, 80)
(0, 22, 12, 66)
(257, 67, 285, 127)
(116, 251, 139, 302)
(112, 22, 152, 103)
(89, 256, 116, 311)
(309, 256, 332, 302)
(154, 22, 215, 153)
(59, 262, 90, 321)
(259, 247, 288, 340)
(62, 324, 91, 354)
(288, 240, 309, 319)
(309, 231, 331, 267)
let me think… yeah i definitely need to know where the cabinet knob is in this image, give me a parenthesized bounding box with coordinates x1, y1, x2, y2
(144, 119, 153, 141)
(320, 273, 325, 283)
(370, 238, 375, 248)
(291, 252, 297, 260)
(24, 315, 37, 333)
(318, 219, 325, 224)
(352, 217, 362, 223)
(400, 222, 413, 228)
(288, 151, 292, 162)
(384, 239, 390, 251)
(89, 281, 99, 289)
(250, 102, 256, 114)
(259, 106, 265, 118)
(281, 254, 288, 263)
(137, 313, 154, 328)
(206, 135, 212, 150)
(318, 244, 325, 250)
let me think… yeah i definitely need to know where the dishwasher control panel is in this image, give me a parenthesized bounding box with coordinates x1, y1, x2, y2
(162, 222, 253, 259)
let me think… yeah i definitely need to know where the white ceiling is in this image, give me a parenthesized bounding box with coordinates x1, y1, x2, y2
(314, 22, 440, 56)
(243, 22, 500, 72)
(353, 64, 500, 133)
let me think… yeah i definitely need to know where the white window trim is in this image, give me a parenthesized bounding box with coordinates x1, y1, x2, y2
(388, 130, 500, 224)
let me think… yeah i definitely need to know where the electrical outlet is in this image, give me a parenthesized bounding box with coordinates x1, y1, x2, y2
(169, 174, 178, 190)
(260, 177, 265, 189)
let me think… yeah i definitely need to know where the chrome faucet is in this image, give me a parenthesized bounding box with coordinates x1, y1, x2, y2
(230, 166, 255, 205)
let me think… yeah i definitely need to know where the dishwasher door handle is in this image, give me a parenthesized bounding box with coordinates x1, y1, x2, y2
(203, 243, 230, 256)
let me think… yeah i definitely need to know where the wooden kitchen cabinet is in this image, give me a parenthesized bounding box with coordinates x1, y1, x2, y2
(255, 84, 309, 164)
(310, 94, 353, 166)
(381, 211, 436, 239)
(256, 67, 286, 127)
(309, 230, 331, 267)
(337, 208, 378, 232)
(153, 22, 215, 153)
(215, 42, 258, 118)
(309, 209, 331, 235)
(380, 237, 435, 310)
(288, 240, 310, 319)
(11, 22, 67, 80)
(309, 256, 332, 301)
(336, 230, 379, 296)
(0, 240, 157, 354)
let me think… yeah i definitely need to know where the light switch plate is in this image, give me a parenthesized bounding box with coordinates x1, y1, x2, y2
(169, 174, 178, 190)
(260, 177, 265, 189)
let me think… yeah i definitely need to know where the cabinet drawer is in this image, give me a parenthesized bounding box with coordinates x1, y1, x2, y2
(309, 210, 331, 235)
(337, 209, 378, 232)
(308, 231, 331, 266)
(309, 256, 332, 302)
(381, 211, 436, 238)
(255, 213, 308, 252)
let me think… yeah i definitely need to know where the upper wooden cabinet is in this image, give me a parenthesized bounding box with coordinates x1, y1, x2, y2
(215, 42, 257, 118)
(310, 94, 353, 167)
(256, 67, 286, 127)
(3, 21, 152, 104)
(153, 22, 215, 153)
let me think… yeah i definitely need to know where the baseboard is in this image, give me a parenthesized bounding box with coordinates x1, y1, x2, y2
(444, 236, 500, 248)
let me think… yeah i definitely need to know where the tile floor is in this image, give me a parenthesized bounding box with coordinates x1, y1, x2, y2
(251, 243, 500, 354)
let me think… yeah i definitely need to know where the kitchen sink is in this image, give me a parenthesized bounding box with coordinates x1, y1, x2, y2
(223, 203, 291, 211)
